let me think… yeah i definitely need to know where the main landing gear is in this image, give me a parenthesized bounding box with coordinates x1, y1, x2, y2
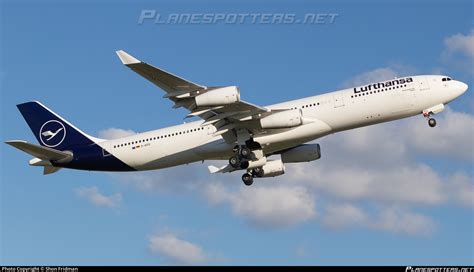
(423, 111, 437, 128)
(228, 145, 254, 168)
(228, 143, 264, 186)
(241, 167, 264, 186)
(242, 173, 253, 186)
(229, 149, 251, 169)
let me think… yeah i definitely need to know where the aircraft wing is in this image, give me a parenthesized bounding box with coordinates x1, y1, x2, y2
(116, 50, 206, 95)
(116, 50, 287, 136)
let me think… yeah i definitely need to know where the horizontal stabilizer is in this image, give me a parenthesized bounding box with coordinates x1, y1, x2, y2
(208, 164, 234, 174)
(5, 140, 72, 161)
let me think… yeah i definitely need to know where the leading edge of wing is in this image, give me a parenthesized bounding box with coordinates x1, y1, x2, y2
(115, 49, 206, 92)
(115, 50, 270, 124)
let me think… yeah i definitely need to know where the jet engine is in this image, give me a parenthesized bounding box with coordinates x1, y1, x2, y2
(260, 109, 302, 129)
(281, 144, 321, 163)
(259, 159, 285, 177)
(195, 86, 240, 107)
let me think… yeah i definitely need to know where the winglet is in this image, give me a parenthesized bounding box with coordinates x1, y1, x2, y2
(116, 50, 141, 65)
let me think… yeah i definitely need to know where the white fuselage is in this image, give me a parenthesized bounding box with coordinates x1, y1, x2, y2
(97, 75, 467, 171)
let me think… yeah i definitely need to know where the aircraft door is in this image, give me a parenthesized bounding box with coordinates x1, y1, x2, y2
(417, 76, 430, 91)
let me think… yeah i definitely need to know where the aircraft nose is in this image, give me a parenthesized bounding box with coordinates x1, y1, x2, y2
(459, 81, 468, 94)
(453, 80, 468, 96)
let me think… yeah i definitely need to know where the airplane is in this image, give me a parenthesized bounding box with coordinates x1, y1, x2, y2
(5, 50, 468, 185)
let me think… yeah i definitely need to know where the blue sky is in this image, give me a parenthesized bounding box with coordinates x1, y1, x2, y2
(1, 0, 473, 265)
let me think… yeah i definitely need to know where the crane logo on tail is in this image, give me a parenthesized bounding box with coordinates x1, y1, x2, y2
(39, 120, 66, 148)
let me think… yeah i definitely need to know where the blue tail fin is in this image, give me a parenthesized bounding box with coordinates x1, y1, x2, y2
(17, 101, 96, 151)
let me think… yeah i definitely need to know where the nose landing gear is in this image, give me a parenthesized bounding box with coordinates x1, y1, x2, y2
(423, 111, 437, 128)
(428, 118, 437, 127)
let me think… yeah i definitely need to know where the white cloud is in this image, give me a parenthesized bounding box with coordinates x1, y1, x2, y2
(284, 65, 473, 233)
(290, 162, 447, 205)
(341, 64, 417, 88)
(446, 173, 474, 208)
(342, 67, 399, 88)
(287, 122, 449, 205)
(444, 29, 474, 59)
(322, 203, 368, 229)
(148, 233, 208, 264)
(204, 183, 316, 228)
(75, 186, 122, 208)
(112, 163, 204, 193)
(317, 106, 474, 164)
(404, 108, 474, 161)
(371, 207, 436, 236)
(442, 29, 474, 74)
(98, 128, 137, 139)
(286, 103, 474, 207)
(322, 204, 436, 236)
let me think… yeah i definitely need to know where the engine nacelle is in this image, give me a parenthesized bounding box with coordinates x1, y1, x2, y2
(195, 86, 240, 107)
(281, 144, 321, 163)
(260, 109, 302, 129)
(260, 159, 285, 177)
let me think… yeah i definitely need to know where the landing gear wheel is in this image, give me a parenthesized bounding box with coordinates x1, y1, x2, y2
(242, 173, 253, 186)
(428, 118, 437, 127)
(240, 161, 249, 169)
(240, 146, 252, 159)
(252, 167, 264, 178)
(229, 156, 241, 168)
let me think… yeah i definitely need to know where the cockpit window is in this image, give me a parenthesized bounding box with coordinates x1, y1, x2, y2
(447, 77, 452, 81)
(442, 78, 446, 81)
(442, 77, 452, 82)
